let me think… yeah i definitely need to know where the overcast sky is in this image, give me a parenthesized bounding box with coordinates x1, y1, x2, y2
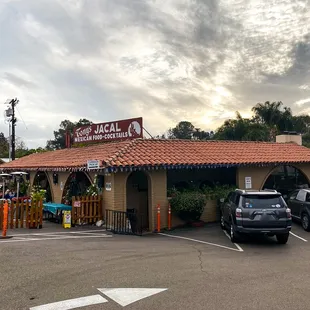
(0, 0, 310, 149)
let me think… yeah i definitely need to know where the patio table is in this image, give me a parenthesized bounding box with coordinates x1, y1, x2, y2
(43, 203, 72, 223)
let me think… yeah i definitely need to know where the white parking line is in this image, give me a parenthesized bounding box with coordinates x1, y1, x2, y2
(159, 233, 243, 252)
(0, 234, 112, 243)
(8, 229, 107, 237)
(290, 231, 308, 242)
(222, 230, 244, 252)
(29, 294, 108, 310)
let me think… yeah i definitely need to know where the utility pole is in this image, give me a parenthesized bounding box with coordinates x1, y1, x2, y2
(4, 98, 19, 161)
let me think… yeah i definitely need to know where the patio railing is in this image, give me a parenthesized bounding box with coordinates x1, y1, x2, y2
(71, 195, 103, 226)
(0, 199, 43, 229)
(105, 209, 143, 236)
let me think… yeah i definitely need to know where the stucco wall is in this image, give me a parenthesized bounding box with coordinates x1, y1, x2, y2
(113, 172, 129, 212)
(149, 170, 167, 231)
(102, 173, 114, 211)
(105, 170, 167, 231)
(236, 166, 272, 190)
(47, 171, 70, 203)
(295, 164, 310, 183)
(237, 164, 310, 190)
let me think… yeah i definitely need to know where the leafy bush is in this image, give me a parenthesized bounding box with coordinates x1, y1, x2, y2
(20, 181, 30, 196)
(202, 184, 237, 201)
(170, 191, 206, 222)
(86, 174, 99, 196)
(31, 185, 46, 202)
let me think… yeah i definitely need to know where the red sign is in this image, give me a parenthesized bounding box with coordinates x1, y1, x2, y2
(73, 117, 143, 144)
(73, 201, 81, 208)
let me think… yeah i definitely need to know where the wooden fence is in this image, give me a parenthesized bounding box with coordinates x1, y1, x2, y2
(0, 199, 43, 229)
(71, 195, 103, 226)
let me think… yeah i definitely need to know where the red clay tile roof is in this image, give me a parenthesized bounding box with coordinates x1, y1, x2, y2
(0, 140, 133, 171)
(2, 139, 310, 171)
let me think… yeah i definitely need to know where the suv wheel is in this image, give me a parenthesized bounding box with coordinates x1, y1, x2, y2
(276, 233, 289, 244)
(220, 214, 225, 229)
(301, 213, 310, 231)
(230, 223, 239, 243)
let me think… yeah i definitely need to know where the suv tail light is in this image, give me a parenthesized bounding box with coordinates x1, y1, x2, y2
(286, 208, 292, 219)
(236, 208, 242, 218)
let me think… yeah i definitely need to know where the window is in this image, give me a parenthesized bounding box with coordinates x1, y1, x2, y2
(235, 194, 240, 206)
(296, 190, 307, 202)
(289, 190, 299, 200)
(242, 195, 284, 209)
(306, 193, 310, 202)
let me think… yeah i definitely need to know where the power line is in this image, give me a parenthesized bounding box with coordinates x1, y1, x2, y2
(16, 105, 28, 130)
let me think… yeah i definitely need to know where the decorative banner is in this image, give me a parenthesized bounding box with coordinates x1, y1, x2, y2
(73, 117, 143, 144)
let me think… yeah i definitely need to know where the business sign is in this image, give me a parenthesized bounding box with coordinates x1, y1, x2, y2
(63, 211, 71, 229)
(87, 160, 100, 170)
(73, 117, 143, 144)
(105, 182, 112, 191)
(245, 176, 252, 189)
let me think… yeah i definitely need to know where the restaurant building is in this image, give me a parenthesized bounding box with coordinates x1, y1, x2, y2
(2, 132, 310, 231)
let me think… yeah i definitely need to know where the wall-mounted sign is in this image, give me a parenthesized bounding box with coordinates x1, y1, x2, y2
(73, 201, 81, 208)
(87, 160, 100, 170)
(245, 176, 252, 189)
(105, 182, 112, 191)
(73, 117, 143, 144)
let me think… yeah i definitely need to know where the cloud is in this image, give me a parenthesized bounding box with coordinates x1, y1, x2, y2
(0, 0, 310, 148)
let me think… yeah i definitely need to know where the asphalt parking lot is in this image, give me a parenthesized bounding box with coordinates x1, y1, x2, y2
(1, 222, 310, 310)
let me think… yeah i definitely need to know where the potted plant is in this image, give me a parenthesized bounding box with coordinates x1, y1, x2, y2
(170, 191, 206, 227)
(30, 185, 46, 202)
(86, 174, 99, 196)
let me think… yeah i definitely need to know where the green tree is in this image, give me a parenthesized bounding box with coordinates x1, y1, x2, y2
(168, 121, 195, 139)
(0, 132, 9, 157)
(192, 128, 213, 140)
(46, 118, 92, 150)
(214, 112, 270, 141)
(292, 115, 310, 133)
(252, 101, 285, 127)
(252, 101, 295, 137)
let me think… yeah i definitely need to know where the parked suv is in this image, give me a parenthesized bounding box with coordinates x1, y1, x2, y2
(287, 189, 310, 231)
(220, 189, 292, 244)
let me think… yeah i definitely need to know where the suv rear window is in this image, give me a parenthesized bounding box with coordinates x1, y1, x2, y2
(242, 195, 284, 209)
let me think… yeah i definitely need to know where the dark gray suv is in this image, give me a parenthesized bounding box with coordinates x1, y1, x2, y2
(220, 189, 292, 244)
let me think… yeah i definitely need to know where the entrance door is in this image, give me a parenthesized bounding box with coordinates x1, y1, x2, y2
(126, 172, 149, 231)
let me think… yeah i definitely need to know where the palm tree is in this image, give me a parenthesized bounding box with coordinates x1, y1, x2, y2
(252, 101, 284, 127)
(252, 101, 294, 140)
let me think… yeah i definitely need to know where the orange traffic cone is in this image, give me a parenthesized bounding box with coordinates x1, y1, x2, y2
(1, 201, 12, 240)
